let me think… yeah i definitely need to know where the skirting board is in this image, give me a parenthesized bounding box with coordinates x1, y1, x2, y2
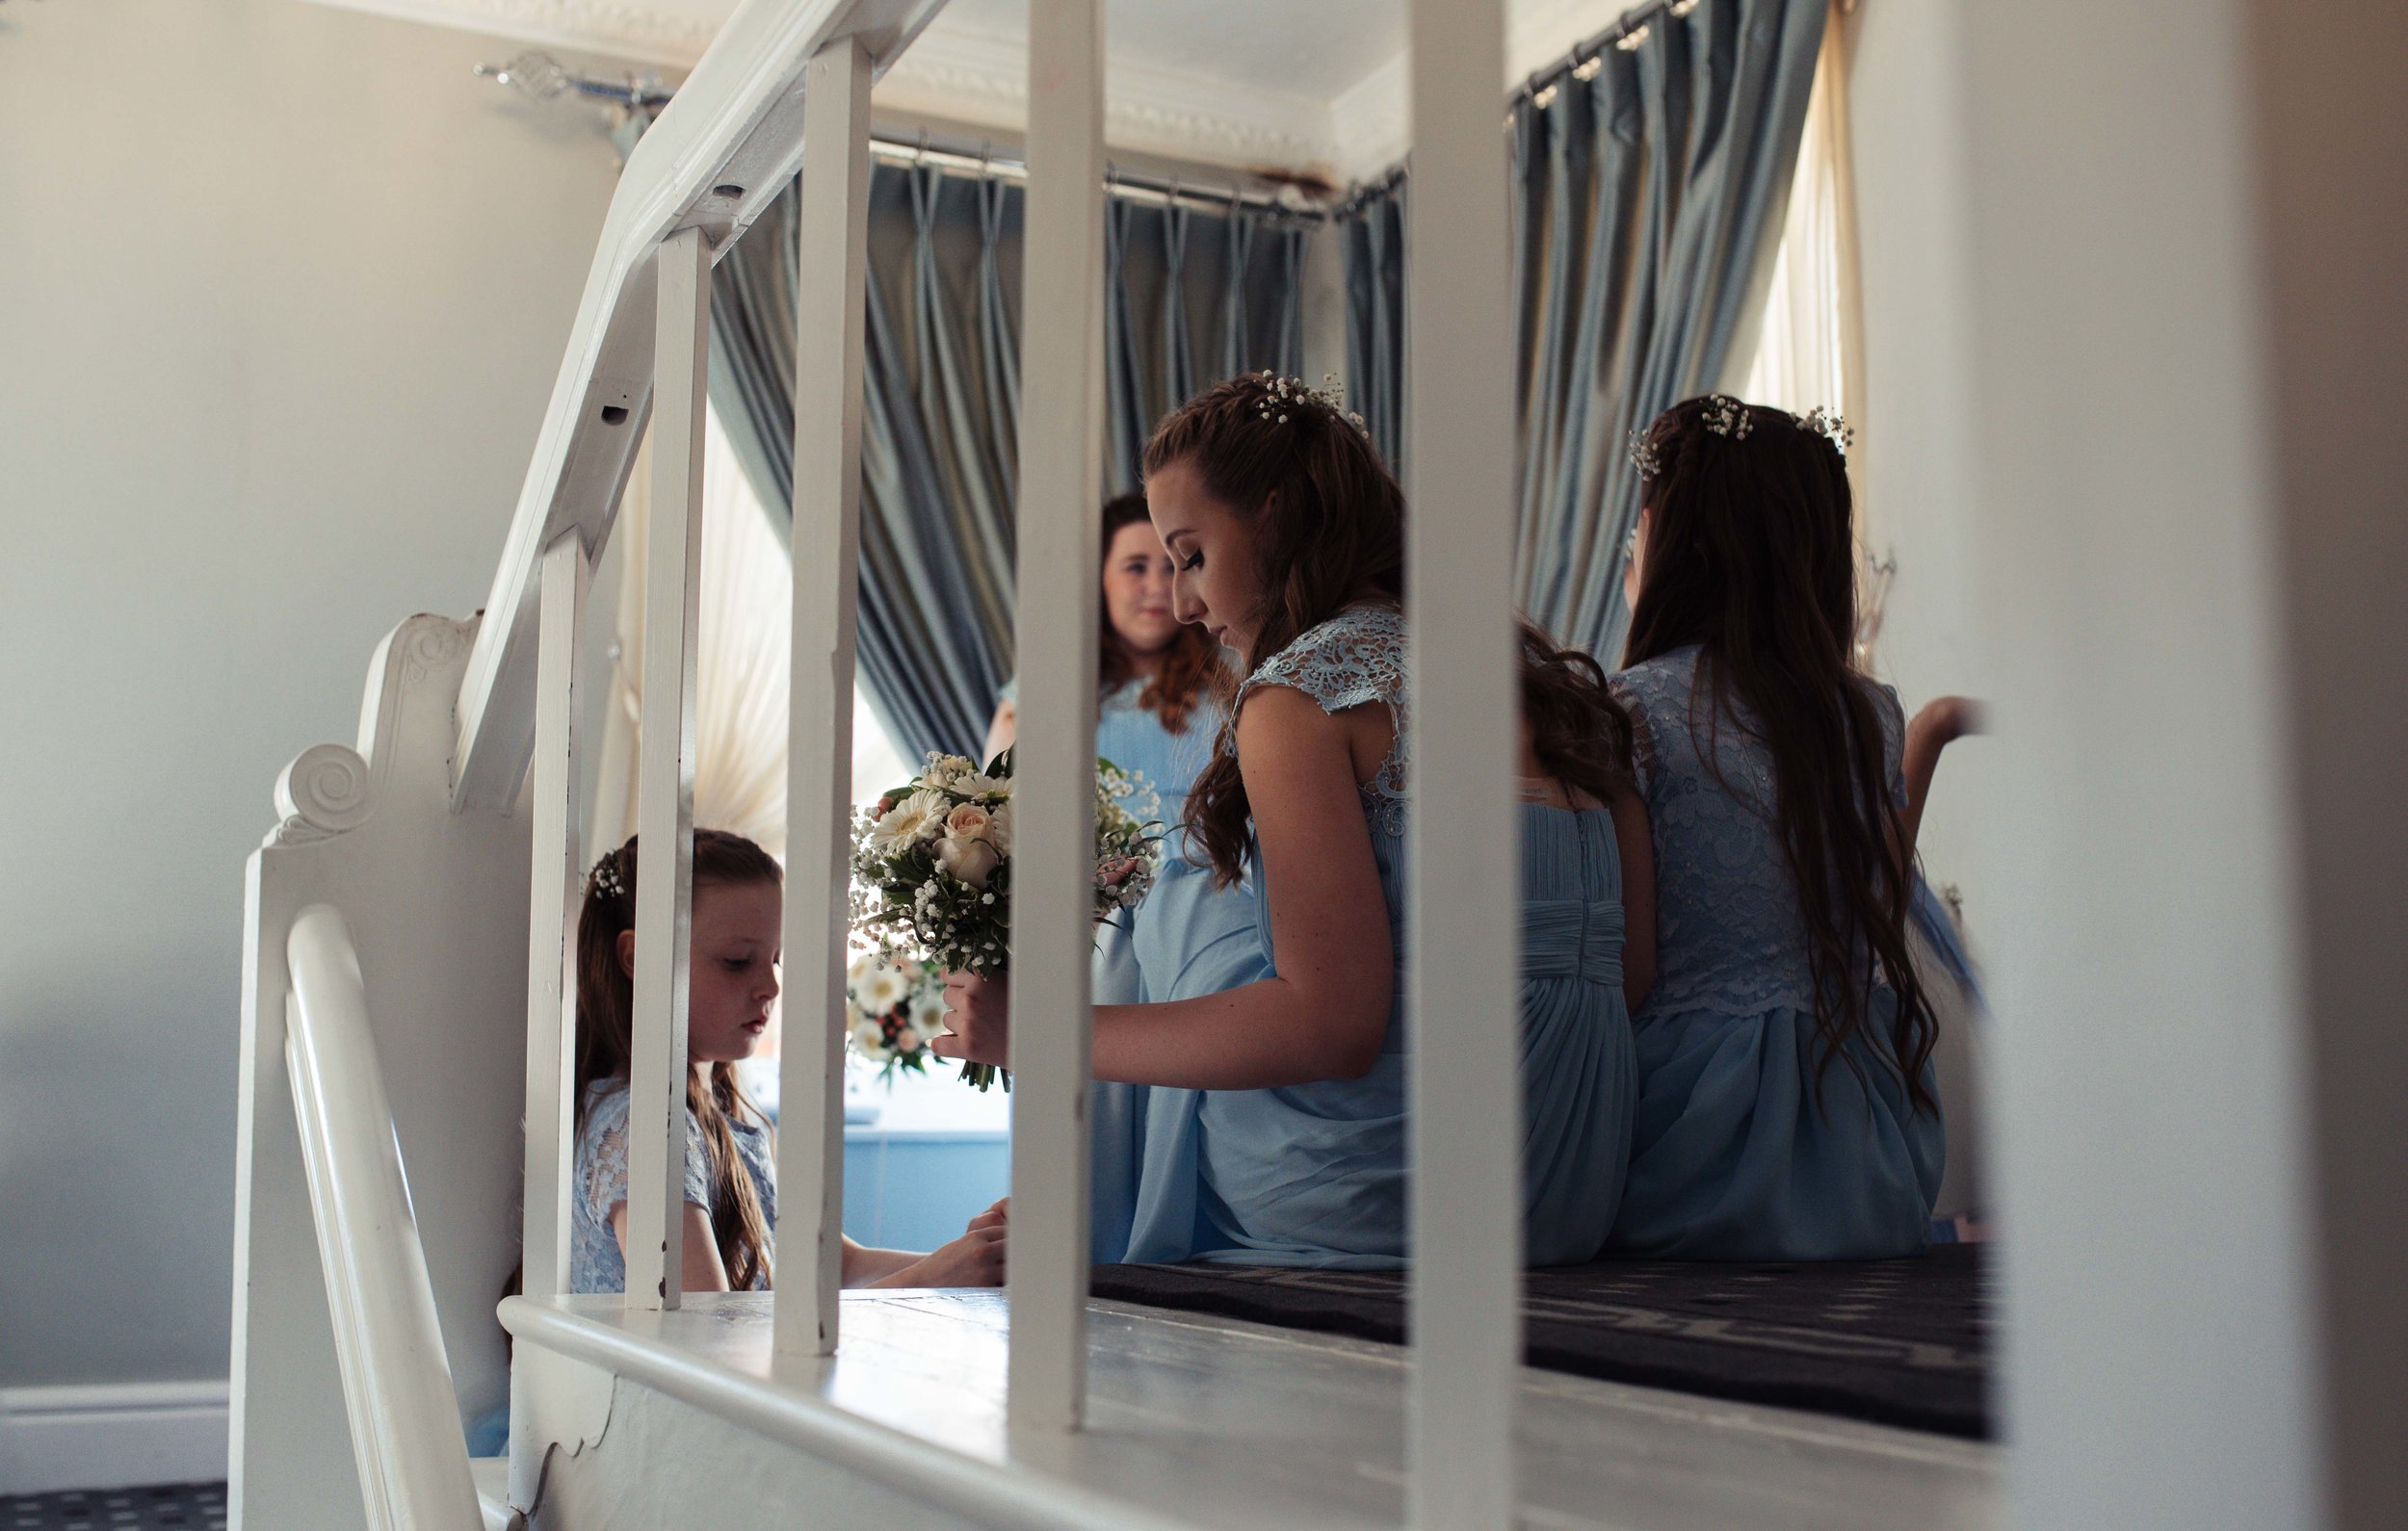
(0, 1381, 229, 1495)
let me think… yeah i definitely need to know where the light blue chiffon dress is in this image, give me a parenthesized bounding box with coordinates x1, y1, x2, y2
(1105, 605, 1635, 1267)
(1606, 645, 1944, 1260)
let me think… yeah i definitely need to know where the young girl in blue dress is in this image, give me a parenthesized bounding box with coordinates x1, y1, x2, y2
(1608, 396, 1944, 1260)
(568, 829, 1008, 1295)
(939, 373, 1655, 1267)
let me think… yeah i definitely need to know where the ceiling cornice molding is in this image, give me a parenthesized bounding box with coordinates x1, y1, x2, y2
(306, 0, 718, 68)
(872, 22, 1339, 175)
(300, 0, 1630, 183)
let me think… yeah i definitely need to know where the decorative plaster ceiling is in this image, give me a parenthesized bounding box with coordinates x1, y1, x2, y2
(309, 0, 1624, 182)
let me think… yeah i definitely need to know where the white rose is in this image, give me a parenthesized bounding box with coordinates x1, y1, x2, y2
(933, 835, 1002, 888)
(892, 1023, 923, 1053)
(944, 802, 994, 843)
(871, 788, 950, 852)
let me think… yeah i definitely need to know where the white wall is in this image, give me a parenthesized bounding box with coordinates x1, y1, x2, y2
(0, 0, 622, 1388)
(1844, 1, 1993, 934)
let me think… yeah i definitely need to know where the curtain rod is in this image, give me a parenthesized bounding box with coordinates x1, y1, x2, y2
(473, 51, 1335, 221)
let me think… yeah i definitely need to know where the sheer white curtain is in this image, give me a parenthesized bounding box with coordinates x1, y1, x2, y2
(1741, 5, 1863, 425)
(1738, 6, 1884, 653)
(590, 411, 908, 864)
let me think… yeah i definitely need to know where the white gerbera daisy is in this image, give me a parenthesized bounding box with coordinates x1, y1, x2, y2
(870, 788, 950, 852)
(859, 964, 909, 1016)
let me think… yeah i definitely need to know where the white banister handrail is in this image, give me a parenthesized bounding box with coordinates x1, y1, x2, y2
(448, 0, 949, 813)
(285, 903, 485, 1531)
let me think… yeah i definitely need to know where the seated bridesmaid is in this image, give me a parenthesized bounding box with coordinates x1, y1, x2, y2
(568, 830, 1008, 1294)
(982, 491, 1236, 1261)
(1607, 397, 1944, 1261)
(939, 373, 1652, 1267)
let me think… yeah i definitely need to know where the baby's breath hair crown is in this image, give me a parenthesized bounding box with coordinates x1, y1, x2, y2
(588, 849, 627, 902)
(1626, 426, 1665, 480)
(1252, 369, 1369, 436)
(1701, 393, 1754, 440)
(1795, 405, 1854, 457)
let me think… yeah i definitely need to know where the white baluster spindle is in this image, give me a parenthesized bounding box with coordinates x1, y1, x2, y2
(522, 531, 589, 1299)
(1406, 0, 1522, 1524)
(776, 32, 873, 1364)
(1008, 0, 1107, 1438)
(626, 224, 711, 1312)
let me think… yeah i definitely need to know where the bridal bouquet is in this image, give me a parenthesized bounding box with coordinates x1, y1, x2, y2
(849, 748, 1163, 1090)
(844, 944, 947, 1080)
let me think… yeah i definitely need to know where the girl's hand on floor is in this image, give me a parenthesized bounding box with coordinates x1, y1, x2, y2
(876, 1224, 1007, 1288)
(933, 971, 1011, 1067)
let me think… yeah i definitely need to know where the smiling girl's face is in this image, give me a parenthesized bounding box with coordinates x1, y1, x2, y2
(1102, 518, 1182, 658)
(1147, 455, 1269, 664)
(618, 878, 782, 1064)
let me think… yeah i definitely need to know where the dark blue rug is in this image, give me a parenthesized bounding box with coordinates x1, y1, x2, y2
(1093, 1243, 1993, 1439)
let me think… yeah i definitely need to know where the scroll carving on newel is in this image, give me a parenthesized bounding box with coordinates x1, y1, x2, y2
(268, 743, 374, 846)
(398, 616, 474, 684)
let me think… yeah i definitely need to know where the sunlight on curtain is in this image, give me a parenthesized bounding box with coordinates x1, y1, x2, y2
(596, 410, 911, 863)
(1738, 8, 1888, 661)
(1740, 11, 1862, 437)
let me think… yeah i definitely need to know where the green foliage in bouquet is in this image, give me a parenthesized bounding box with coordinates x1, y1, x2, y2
(849, 747, 1163, 1090)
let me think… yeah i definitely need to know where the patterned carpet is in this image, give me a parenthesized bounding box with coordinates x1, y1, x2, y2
(2, 1483, 224, 1531)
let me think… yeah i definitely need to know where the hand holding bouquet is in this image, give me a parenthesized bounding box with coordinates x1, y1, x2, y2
(849, 748, 1162, 1090)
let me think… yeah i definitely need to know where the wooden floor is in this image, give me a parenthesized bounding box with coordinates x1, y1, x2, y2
(502, 1289, 1998, 1530)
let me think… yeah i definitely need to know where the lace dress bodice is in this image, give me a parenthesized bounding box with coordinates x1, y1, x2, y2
(1236, 603, 1410, 838)
(1609, 645, 1906, 1019)
(569, 1078, 775, 1295)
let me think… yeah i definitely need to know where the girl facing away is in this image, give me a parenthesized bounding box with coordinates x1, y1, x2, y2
(569, 829, 1008, 1295)
(1608, 396, 1944, 1261)
(938, 372, 1656, 1268)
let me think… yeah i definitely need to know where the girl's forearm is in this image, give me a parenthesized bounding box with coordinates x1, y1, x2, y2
(1090, 979, 1387, 1090)
(840, 1236, 921, 1287)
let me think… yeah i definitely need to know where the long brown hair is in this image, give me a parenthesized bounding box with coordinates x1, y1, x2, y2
(1143, 373, 1635, 884)
(1096, 490, 1225, 735)
(1624, 396, 1936, 1112)
(574, 829, 781, 1289)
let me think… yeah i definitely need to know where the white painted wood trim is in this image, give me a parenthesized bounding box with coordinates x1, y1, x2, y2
(447, 0, 949, 813)
(1006, 0, 1107, 1438)
(776, 33, 875, 1365)
(285, 906, 485, 1530)
(0, 1382, 229, 1497)
(500, 1301, 1192, 1531)
(625, 225, 712, 1313)
(1404, 1, 1523, 1525)
(523, 533, 591, 1301)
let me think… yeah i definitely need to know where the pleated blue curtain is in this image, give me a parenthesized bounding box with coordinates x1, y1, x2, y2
(709, 164, 1306, 762)
(1342, 0, 1826, 658)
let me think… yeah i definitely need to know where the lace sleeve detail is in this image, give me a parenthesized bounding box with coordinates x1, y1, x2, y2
(1234, 606, 1410, 817)
(1607, 672, 1659, 801)
(1869, 681, 1908, 811)
(575, 1084, 711, 1226)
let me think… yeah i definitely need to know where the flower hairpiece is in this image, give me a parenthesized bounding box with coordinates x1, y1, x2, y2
(1794, 405, 1854, 457)
(1254, 370, 1369, 436)
(1626, 426, 1664, 480)
(589, 852, 627, 902)
(1701, 394, 1753, 440)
